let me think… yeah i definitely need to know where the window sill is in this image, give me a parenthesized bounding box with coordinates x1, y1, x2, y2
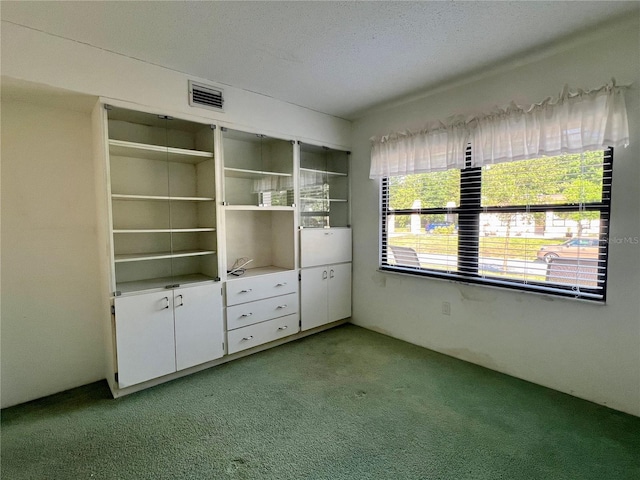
(377, 266, 607, 305)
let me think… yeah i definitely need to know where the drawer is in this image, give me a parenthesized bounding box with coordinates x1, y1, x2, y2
(227, 293, 298, 330)
(227, 314, 299, 354)
(226, 270, 298, 306)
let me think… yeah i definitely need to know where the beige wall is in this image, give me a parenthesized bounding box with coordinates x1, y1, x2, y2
(350, 19, 640, 415)
(1, 100, 105, 407)
(1, 21, 351, 150)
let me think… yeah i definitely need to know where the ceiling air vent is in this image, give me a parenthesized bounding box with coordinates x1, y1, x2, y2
(189, 81, 224, 112)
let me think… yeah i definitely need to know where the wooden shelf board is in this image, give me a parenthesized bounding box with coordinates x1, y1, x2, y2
(300, 167, 347, 177)
(224, 205, 295, 211)
(116, 274, 217, 295)
(113, 228, 216, 234)
(109, 139, 213, 164)
(114, 249, 216, 263)
(224, 167, 292, 179)
(226, 266, 295, 280)
(111, 194, 215, 202)
(300, 211, 329, 216)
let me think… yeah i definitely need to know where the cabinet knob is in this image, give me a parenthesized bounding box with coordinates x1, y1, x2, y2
(276, 305, 287, 309)
(275, 282, 287, 287)
(278, 326, 288, 331)
(240, 313, 253, 318)
(239, 289, 252, 293)
(241, 336, 254, 341)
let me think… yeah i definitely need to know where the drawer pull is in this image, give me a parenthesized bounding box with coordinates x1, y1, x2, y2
(241, 336, 254, 341)
(240, 313, 253, 318)
(239, 289, 252, 293)
(275, 282, 287, 287)
(162, 296, 170, 309)
(278, 326, 288, 331)
(176, 294, 184, 307)
(276, 304, 288, 309)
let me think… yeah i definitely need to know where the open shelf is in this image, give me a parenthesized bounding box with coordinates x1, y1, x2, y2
(300, 167, 347, 177)
(224, 167, 292, 179)
(113, 228, 215, 234)
(224, 205, 295, 211)
(114, 249, 216, 263)
(111, 194, 214, 202)
(109, 139, 213, 164)
(116, 274, 217, 295)
(226, 265, 294, 280)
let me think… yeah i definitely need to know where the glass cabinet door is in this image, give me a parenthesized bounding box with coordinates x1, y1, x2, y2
(221, 128, 294, 207)
(107, 106, 218, 294)
(299, 143, 349, 228)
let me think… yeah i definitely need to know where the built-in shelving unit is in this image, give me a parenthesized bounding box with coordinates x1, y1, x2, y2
(107, 106, 219, 293)
(221, 128, 296, 279)
(97, 105, 351, 397)
(299, 143, 350, 228)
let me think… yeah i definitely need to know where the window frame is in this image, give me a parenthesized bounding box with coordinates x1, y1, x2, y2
(380, 147, 613, 302)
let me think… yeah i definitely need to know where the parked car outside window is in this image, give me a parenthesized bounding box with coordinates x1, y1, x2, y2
(536, 237, 601, 263)
(425, 222, 457, 234)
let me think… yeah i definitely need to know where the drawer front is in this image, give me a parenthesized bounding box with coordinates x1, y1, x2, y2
(227, 293, 299, 330)
(227, 314, 299, 354)
(226, 270, 298, 306)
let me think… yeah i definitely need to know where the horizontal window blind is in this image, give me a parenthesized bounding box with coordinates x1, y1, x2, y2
(381, 148, 613, 301)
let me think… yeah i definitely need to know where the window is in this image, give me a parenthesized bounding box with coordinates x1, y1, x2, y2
(381, 148, 613, 301)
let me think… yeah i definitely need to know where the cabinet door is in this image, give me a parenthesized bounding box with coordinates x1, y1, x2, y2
(300, 228, 352, 267)
(174, 283, 224, 371)
(115, 291, 176, 387)
(300, 266, 329, 331)
(328, 263, 352, 322)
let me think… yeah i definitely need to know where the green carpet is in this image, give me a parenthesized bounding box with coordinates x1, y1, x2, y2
(2, 324, 639, 479)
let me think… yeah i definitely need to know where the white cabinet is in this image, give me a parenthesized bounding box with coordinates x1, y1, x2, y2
(101, 105, 224, 392)
(301, 263, 351, 331)
(174, 283, 225, 371)
(114, 290, 176, 387)
(115, 283, 224, 387)
(95, 105, 350, 396)
(300, 227, 352, 330)
(300, 228, 352, 268)
(225, 270, 299, 353)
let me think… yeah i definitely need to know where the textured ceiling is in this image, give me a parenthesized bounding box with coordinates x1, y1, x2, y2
(2, 1, 638, 119)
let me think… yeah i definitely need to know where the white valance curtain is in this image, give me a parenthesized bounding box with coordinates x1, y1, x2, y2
(369, 81, 629, 179)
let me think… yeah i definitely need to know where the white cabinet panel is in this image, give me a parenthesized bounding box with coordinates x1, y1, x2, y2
(300, 266, 329, 331)
(225, 270, 297, 306)
(114, 291, 176, 387)
(174, 283, 224, 371)
(328, 263, 352, 322)
(300, 228, 352, 268)
(115, 282, 223, 388)
(227, 293, 298, 330)
(301, 262, 351, 331)
(227, 315, 299, 354)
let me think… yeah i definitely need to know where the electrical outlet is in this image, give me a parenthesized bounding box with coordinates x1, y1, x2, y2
(442, 301, 451, 316)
